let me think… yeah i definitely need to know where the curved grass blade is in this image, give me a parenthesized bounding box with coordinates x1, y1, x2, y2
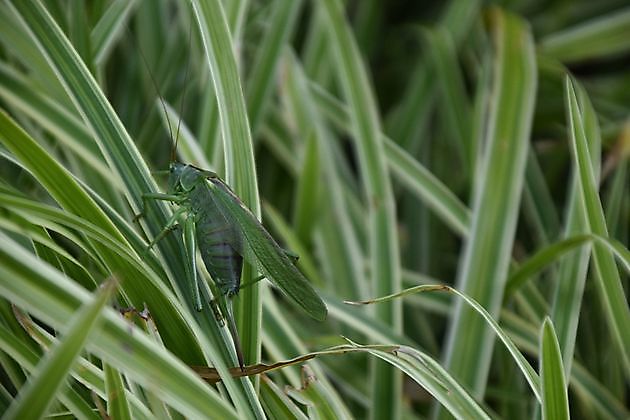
(345, 284, 541, 402)
(354, 341, 493, 419)
(1, 314, 153, 420)
(4, 279, 116, 419)
(261, 375, 309, 420)
(507, 233, 630, 297)
(602, 237, 630, 273)
(91, 0, 138, 66)
(505, 234, 593, 296)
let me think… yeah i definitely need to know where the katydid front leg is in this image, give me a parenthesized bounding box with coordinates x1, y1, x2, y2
(135, 193, 186, 258)
(133, 192, 183, 222)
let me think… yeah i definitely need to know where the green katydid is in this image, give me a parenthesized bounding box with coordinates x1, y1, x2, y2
(140, 161, 328, 368)
(132, 23, 326, 369)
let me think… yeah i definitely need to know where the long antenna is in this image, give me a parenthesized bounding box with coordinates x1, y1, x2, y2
(129, 26, 175, 156)
(173, 23, 193, 163)
(129, 15, 193, 164)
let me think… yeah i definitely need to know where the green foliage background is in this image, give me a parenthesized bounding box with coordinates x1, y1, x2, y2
(0, 0, 628, 418)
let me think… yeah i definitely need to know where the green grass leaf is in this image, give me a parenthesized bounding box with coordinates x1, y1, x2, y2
(541, 7, 630, 63)
(346, 284, 541, 402)
(317, 1, 402, 416)
(190, 0, 263, 382)
(104, 363, 132, 420)
(0, 232, 239, 419)
(565, 76, 630, 372)
(4, 279, 116, 419)
(441, 7, 537, 399)
(540, 317, 570, 420)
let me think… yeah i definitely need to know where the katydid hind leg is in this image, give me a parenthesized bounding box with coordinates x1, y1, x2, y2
(208, 298, 226, 327)
(225, 298, 245, 371)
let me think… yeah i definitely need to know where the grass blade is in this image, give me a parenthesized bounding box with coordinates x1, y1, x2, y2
(540, 318, 570, 420)
(440, 7, 537, 399)
(0, 232, 239, 419)
(309, 82, 471, 237)
(91, 0, 138, 66)
(565, 76, 630, 372)
(346, 284, 541, 402)
(4, 279, 116, 419)
(104, 363, 132, 420)
(260, 375, 309, 420)
(541, 7, 630, 63)
(365, 345, 492, 419)
(317, 1, 401, 416)
(189, 0, 263, 379)
(245, 0, 302, 134)
(549, 79, 602, 377)
(423, 26, 472, 173)
(506, 234, 593, 296)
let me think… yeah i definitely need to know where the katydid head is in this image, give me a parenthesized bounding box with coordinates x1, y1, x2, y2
(167, 162, 216, 192)
(168, 161, 197, 192)
(167, 161, 185, 192)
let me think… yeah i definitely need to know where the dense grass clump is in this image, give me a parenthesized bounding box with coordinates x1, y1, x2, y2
(0, 0, 628, 418)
